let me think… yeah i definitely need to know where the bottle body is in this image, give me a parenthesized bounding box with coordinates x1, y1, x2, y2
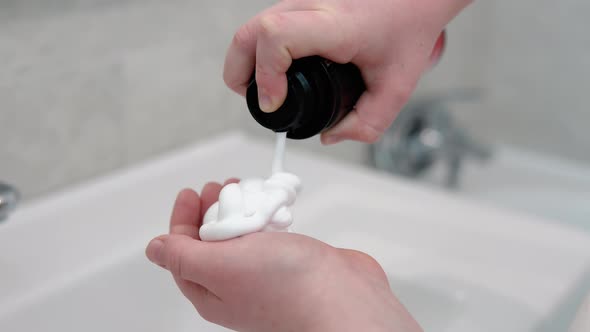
(247, 56, 365, 140)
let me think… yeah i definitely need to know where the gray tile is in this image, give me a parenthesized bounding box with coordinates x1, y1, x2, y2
(2, 0, 590, 200)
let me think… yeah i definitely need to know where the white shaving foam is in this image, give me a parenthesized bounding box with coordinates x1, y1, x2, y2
(200, 132, 301, 241)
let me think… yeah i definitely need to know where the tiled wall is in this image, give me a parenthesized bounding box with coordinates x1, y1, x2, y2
(1, 0, 588, 199)
(1, 0, 266, 199)
(422, 0, 590, 164)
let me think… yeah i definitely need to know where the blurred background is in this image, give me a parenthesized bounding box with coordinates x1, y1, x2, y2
(1, 0, 589, 223)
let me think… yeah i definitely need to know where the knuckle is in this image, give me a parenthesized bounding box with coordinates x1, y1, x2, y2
(310, 10, 359, 63)
(324, 15, 358, 61)
(333, 38, 356, 60)
(193, 295, 221, 324)
(353, 81, 417, 144)
(258, 13, 286, 39)
(232, 24, 255, 52)
(361, 128, 382, 144)
(256, 14, 293, 75)
(343, 249, 388, 280)
(332, 41, 358, 63)
(256, 47, 292, 80)
(255, 64, 273, 81)
(222, 68, 241, 91)
(356, 117, 383, 143)
(196, 305, 216, 324)
(256, 56, 290, 79)
(255, 63, 288, 91)
(165, 239, 186, 277)
(394, 83, 414, 105)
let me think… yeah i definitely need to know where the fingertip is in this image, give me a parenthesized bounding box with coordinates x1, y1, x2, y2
(170, 188, 202, 237)
(176, 188, 200, 206)
(322, 111, 383, 144)
(222, 58, 249, 97)
(231, 84, 249, 98)
(200, 182, 223, 220)
(320, 133, 344, 145)
(201, 182, 222, 194)
(223, 178, 241, 186)
(146, 235, 169, 267)
(222, 58, 250, 97)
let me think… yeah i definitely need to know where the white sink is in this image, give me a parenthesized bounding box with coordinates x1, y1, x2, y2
(460, 146, 590, 231)
(422, 145, 590, 231)
(1, 132, 589, 332)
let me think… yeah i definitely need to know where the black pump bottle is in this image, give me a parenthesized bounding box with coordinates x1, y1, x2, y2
(246, 56, 366, 140)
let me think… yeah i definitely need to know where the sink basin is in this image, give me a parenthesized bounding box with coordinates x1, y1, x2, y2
(1, 132, 589, 331)
(454, 145, 590, 231)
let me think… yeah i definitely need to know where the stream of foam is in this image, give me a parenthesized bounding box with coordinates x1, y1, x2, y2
(271, 132, 287, 174)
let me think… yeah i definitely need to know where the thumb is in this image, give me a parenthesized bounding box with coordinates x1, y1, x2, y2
(321, 79, 414, 144)
(145, 234, 223, 288)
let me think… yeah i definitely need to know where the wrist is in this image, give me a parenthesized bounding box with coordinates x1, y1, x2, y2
(302, 298, 422, 332)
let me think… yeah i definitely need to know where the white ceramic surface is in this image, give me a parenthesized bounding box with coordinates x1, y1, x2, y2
(1, 132, 589, 332)
(459, 146, 590, 230)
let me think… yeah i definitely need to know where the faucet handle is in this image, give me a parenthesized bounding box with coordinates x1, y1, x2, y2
(0, 182, 20, 222)
(444, 129, 492, 187)
(371, 95, 491, 188)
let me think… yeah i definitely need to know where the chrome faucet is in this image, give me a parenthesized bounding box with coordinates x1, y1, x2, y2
(0, 182, 20, 222)
(371, 93, 492, 188)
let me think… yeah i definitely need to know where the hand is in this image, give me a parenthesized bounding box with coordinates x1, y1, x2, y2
(223, 0, 471, 144)
(145, 181, 422, 332)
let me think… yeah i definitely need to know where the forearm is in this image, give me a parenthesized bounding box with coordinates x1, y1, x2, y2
(412, 0, 473, 29)
(304, 285, 423, 332)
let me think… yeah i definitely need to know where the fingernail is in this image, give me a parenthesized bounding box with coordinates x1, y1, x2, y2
(146, 238, 164, 266)
(258, 90, 274, 113)
(323, 135, 343, 145)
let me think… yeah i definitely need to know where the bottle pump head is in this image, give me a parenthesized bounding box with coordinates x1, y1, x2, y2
(247, 56, 364, 140)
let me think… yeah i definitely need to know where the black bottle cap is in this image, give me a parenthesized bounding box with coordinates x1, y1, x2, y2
(247, 72, 311, 134)
(246, 57, 335, 140)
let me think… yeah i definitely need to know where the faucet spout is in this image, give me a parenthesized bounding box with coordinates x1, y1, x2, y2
(0, 182, 20, 222)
